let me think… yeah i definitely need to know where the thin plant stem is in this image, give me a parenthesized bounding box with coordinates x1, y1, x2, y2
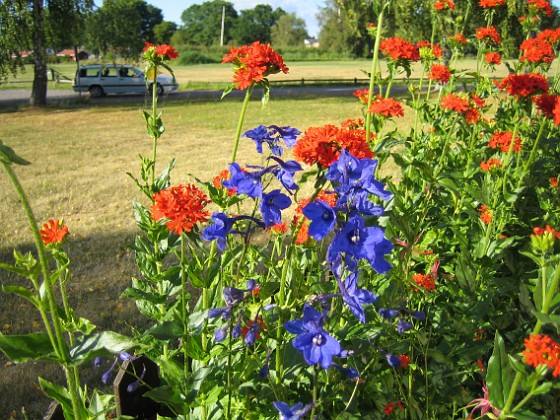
(365, 3, 387, 143)
(180, 234, 190, 381)
(231, 85, 254, 163)
(1, 162, 83, 419)
(150, 65, 158, 187)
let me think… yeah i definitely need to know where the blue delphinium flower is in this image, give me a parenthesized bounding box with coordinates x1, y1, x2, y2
(202, 213, 265, 251)
(326, 149, 391, 201)
(244, 125, 269, 154)
(332, 363, 360, 380)
(267, 156, 303, 192)
(273, 401, 314, 420)
(339, 271, 377, 323)
(379, 308, 399, 319)
(397, 319, 413, 333)
(201, 212, 235, 251)
(303, 200, 337, 240)
(327, 215, 392, 274)
(268, 125, 301, 147)
(222, 162, 262, 198)
(284, 304, 341, 369)
(386, 353, 401, 368)
(244, 125, 301, 156)
(260, 189, 291, 227)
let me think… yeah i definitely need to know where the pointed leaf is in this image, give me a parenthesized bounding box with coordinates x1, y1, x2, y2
(69, 332, 137, 364)
(0, 333, 57, 362)
(487, 331, 513, 409)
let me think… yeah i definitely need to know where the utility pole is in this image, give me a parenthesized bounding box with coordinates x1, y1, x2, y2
(220, 5, 225, 46)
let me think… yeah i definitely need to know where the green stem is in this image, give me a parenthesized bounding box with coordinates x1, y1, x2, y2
(180, 235, 190, 380)
(230, 85, 253, 163)
(150, 65, 158, 187)
(1, 162, 83, 419)
(365, 3, 387, 143)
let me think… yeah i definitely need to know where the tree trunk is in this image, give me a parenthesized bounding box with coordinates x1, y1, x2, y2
(30, 0, 47, 107)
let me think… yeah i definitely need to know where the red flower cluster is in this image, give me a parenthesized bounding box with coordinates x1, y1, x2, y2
(551, 177, 559, 188)
(538, 28, 560, 46)
(528, 0, 553, 17)
(417, 41, 443, 60)
(369, 96, 405, 118)
(222, 41, 288, 90)
(533, 225, 560, 240)
(522, 334, 560, 377)
(213, 169, 236, 196)
(353, 89, 370, 104)
(533, 93, 560, 124)
(269, 222, 288, 234)
(485, 51, 502, 65)
(143, 42, 179, 60)
(497, 73, 549, 98)
(151, 184, 210, 234)
(440, 93, 486, 123)
(292, 191, 337, 245)
(434, 0, 455, 10)
(398, 355, 410, 368)
(428, 64, 452, 83)
(488, 131, 523, 153)
(384, 401, 404, 415)
(450, 33, 467, 45)
(520, 37, 555, 64)
(380, 37, 420, 62)
(475, 26, 501, 45)
(479, 0, 506, 7)
(479, 205, 492, 224)
(40, 219, 69, 245)
(293, 123, 374, 168)
(480, 158, 503, 171)
(412, 273, 436, 291)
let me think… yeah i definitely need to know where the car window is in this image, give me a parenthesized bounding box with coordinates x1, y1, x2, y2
(102, 67, 118, 77)
(79, 68, 100, 77)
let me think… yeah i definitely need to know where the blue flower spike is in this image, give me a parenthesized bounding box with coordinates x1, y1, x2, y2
(273, 401, 314, 420)
(284, 304, 341, 369)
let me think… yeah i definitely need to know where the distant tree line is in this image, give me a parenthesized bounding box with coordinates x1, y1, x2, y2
(2, 0, 560, 106)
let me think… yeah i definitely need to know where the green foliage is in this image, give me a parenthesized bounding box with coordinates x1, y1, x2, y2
(271, 13, 309, 48)
(179, 1, 238, 47)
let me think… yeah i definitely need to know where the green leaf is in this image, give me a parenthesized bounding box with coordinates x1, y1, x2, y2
(0, 141, 31, 165)
(0, 333, 57, 362)
(487, 331, 514, 409)
(1, 285, 42, 309)
(510, 410, 547, 420)
(69, 331, 137, 365)
(38, 377, 79, 419)
(87, 390, 114, 420)
(154, 158, 176, 192)
(221, 84, 234, 99)
(146, 320, 183, 340)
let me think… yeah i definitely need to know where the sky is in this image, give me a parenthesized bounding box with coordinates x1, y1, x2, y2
(146, 0, 325, 37)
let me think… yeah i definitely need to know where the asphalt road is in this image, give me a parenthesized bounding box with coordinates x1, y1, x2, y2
(0, 85, 371, 107)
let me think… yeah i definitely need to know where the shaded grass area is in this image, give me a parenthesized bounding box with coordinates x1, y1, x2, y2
(0, 94, 370, 418)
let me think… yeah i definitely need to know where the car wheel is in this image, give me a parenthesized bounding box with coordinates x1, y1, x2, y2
(89, 85, 104, 98)
(156, 83, 164, 96)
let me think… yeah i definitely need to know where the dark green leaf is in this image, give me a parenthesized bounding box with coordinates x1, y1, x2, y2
(0, 333, 57, 362)
(38, 377, 80, 419)
(487, 331, 513, 409)
(0, 141, 31, 165)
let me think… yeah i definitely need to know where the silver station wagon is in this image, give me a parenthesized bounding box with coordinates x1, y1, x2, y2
(72, 64, 178, 97)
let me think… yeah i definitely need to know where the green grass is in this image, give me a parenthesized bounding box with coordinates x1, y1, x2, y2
(0, 94, 374, 419)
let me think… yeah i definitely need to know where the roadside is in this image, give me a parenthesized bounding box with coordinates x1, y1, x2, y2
(0, 85, 373, 108)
